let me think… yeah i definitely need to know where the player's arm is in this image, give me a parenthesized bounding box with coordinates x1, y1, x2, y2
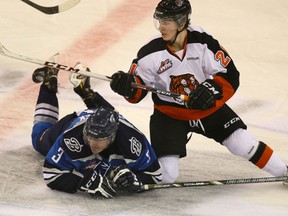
(43, 159, 83, 193)
(43, 159, 116, 199)
(205, 37, 239, 99)
(110, 160, 161, 193)
(43, 148, 116, 199)
(110, 118, 162, 192)
(125, 130, 162, 185)
(110, 60, 148, 103)
(42, 134, 85, 194)
(186, 34, 240, 110)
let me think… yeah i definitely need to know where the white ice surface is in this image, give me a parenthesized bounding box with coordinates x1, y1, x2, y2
(0, 0, 288, 215)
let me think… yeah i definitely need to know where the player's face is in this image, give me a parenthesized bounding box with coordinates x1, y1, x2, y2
(154, 18, 179, 42)
(86, 136, 111, 155)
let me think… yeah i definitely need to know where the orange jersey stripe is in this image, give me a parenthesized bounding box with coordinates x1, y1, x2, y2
(255, 145, 273, 169)
(213, 76, 235, 103)
(153, 76, 236, 120)
(127, 75, 236, 120)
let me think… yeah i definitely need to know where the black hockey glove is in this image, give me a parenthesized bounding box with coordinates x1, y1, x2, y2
(185, 79, 223, 110)
(110, 71, 137, 98)
(78, 169, 116, 199)
(111, 165, 143, 192)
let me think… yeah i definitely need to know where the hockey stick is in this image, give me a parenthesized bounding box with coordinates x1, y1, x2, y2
(140, 176, 288, 191)
(21, 0, 80, 15)
(0, 42, 188, 101)
(0, 42, 114, 82)
(130, 82, 188, 101)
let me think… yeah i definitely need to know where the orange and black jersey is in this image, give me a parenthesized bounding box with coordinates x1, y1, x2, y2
(127, 25, 240, 120)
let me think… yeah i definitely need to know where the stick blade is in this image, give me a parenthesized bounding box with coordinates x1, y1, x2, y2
(21, 0, 80, 15)
(59, 0, 81, 13)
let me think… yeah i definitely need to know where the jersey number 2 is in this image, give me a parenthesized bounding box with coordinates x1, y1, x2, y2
(215, 50, 231, 67)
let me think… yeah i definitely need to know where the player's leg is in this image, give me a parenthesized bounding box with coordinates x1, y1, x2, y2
(32, 66, 59, 93)
(150, 109, 190, 183)
(31, 67, 59, 156)
(198, 104, 287, 177)
(69, 63, 114, 109)
(223, 128, 287, 177)
(158, 155, 180, 183)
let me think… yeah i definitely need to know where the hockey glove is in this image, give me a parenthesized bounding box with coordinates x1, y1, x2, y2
(110, 71, 137, 98)
(69, 63, 97, 109)
(111, 165, 143, 192)
(78, 169, 116, 199)
(185, 79, 223, 110)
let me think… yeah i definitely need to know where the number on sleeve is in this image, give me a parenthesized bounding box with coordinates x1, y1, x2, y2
(215, 50, 231, 67)
(52, 147, 64, 163)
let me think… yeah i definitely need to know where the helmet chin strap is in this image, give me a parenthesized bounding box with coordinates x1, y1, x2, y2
(168, 30, 180, 45)
(168, 25, 186, 46)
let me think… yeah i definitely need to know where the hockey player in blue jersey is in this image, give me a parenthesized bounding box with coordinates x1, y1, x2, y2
(31, 63, 162, 199)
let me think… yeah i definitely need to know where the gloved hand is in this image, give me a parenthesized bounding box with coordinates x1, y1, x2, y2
(110, 71, 136, 98)
(69, 63, 97, 109)
(69, 63, 93, 98)
(111, 165, 142, 192)
(69, 63, 91, 88)
(185, 79, 223, 110)
(78, 169, 116, 199)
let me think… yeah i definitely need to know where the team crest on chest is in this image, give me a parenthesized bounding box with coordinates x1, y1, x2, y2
(157, 59, 173, 74)
(64, 137, 83, 152)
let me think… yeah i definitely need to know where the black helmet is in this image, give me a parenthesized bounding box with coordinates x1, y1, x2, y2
(83, 107, 119, 141)
(154, 0, 192, 26)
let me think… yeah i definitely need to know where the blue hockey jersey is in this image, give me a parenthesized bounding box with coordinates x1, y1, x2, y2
(42, 109, 162, 193)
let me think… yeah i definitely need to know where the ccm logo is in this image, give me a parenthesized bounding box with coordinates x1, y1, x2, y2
(202, 81, 220, 95)
(224, 117, 240, 129)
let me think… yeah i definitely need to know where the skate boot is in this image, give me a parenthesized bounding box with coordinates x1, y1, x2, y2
(32, 67, 59, 93)
(69, 63, 96, 108)
(283, 166, 288, 186)
(32, 53, 59, 93)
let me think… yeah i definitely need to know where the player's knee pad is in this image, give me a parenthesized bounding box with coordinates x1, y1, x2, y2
(158, 155, 179, 183)
(31, 122, 53, 155)
(222, 128, 258, 160)
(223, 129, 287, 176)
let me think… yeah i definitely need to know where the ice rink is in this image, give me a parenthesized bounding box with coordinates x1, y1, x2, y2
(0, 0, 288, 215)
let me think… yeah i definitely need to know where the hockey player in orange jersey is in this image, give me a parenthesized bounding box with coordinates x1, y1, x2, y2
(109, 0, 288, 184)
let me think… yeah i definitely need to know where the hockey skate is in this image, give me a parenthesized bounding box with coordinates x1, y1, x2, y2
(283, 166, 288, 186)
(32, 53, 59, 93)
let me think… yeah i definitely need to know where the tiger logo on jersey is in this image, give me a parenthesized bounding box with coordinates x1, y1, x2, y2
(169, 74, 199, 102)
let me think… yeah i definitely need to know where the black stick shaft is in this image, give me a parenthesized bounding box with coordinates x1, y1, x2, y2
(141, 176, 287, 190)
